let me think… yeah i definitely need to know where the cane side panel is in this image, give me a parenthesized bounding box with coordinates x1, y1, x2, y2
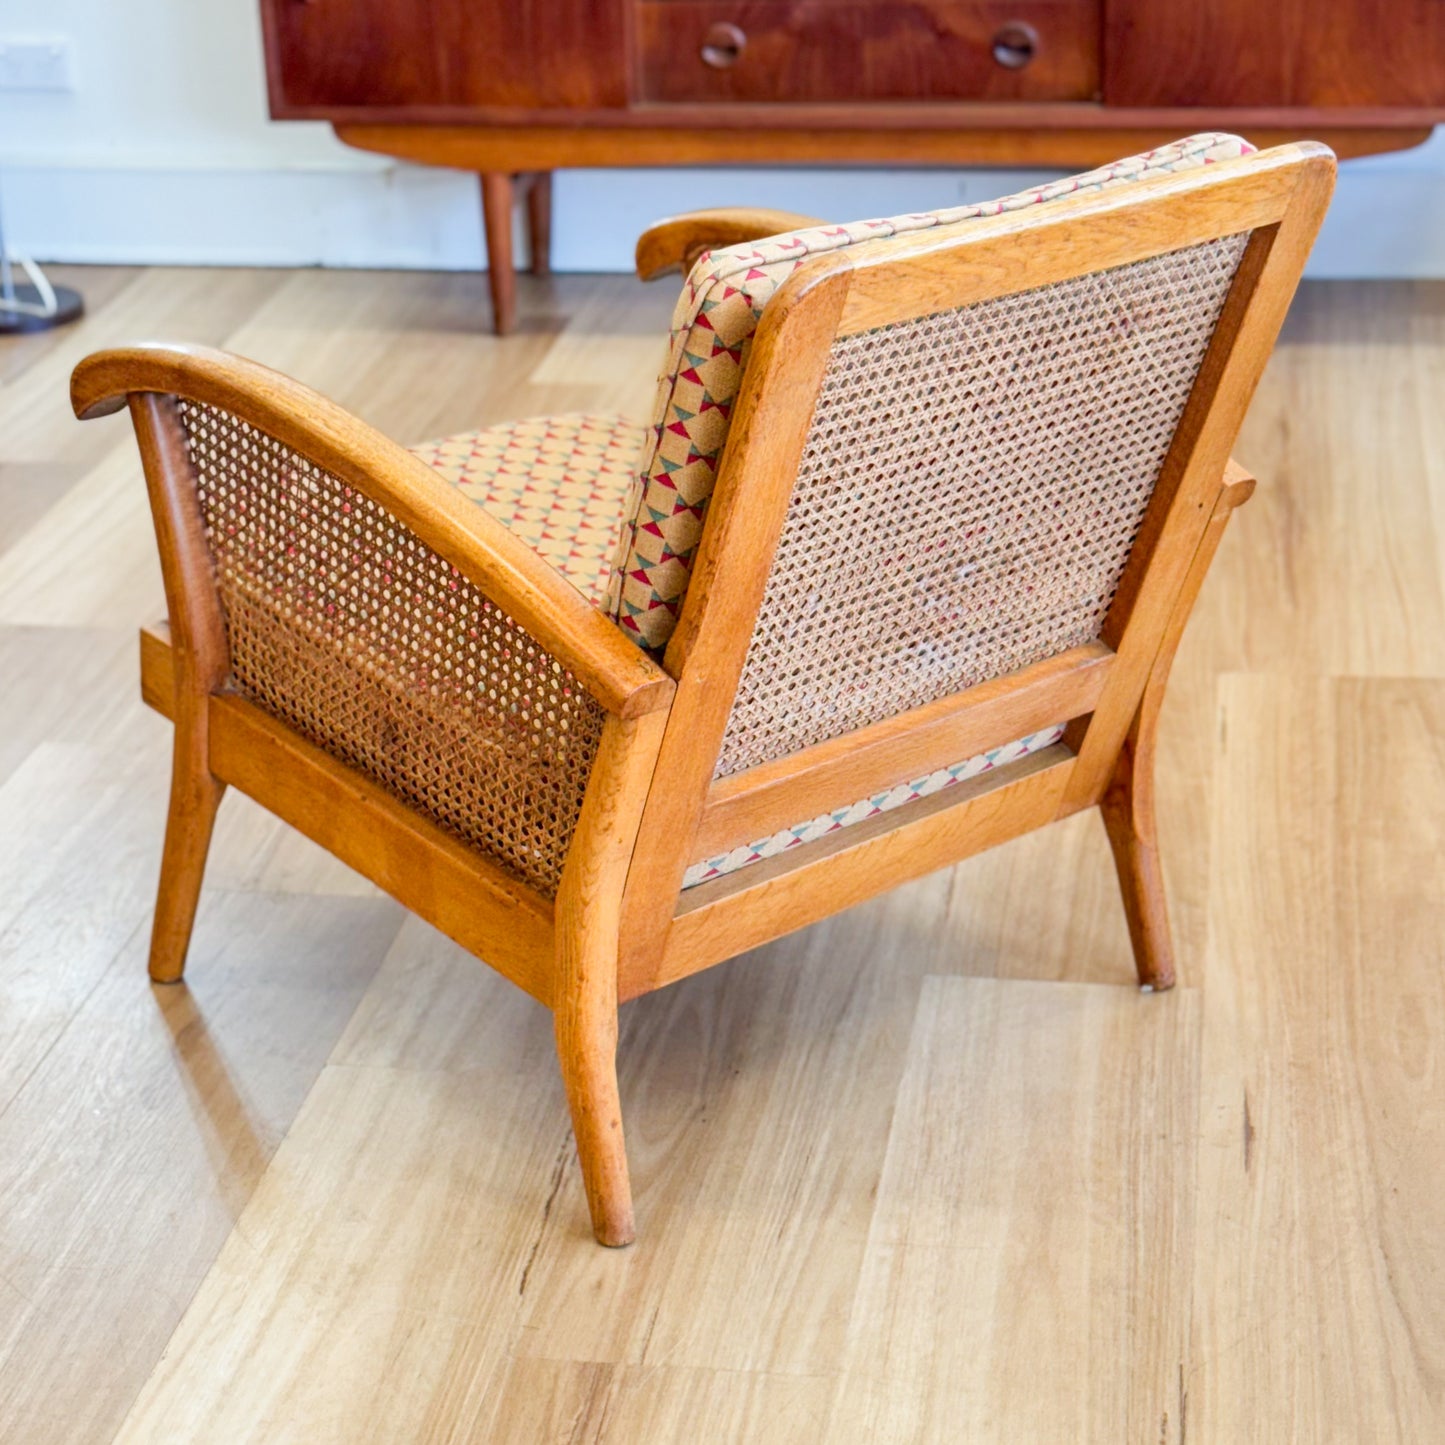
(716, 232, 1251, 776)
(176, 400, 605, 896)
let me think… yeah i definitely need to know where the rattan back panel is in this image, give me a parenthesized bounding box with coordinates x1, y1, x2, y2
(716, 233, 1251, 777)
(177, 401, 604, 896)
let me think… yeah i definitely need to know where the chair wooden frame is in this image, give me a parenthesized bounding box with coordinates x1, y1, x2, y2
(71, 141, 1333, 1246)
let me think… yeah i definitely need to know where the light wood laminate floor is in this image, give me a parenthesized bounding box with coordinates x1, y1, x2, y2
(0, 267, 1441, 1443)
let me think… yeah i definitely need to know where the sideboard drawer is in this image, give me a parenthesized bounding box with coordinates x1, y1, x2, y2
(636, 1, 1100, 104)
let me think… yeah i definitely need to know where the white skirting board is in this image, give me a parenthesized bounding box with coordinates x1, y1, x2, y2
(3, 129, 1442, 279)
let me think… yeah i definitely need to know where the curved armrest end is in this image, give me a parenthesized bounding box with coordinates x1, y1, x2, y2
(635, 207, 826, 281)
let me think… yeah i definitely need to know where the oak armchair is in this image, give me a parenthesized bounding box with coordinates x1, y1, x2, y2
(71, 135, 1334, 1246)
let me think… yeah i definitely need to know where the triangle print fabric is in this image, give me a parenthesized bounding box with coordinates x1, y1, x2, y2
(681, 724, 1067, 887)
(411, 412, 645, 603)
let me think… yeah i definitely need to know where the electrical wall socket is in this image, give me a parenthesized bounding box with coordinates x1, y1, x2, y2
(0, 38, 75, 92)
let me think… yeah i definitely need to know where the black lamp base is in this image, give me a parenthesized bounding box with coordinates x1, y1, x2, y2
(0, 283, 84, 334)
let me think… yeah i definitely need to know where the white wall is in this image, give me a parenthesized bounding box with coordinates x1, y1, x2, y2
(2, 0, 1442, 277)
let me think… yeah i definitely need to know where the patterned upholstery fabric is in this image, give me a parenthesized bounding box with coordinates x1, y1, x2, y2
(682, 724, 1066, 888)
(604, 132, 1257, 651)
(411, 414, 645, 604)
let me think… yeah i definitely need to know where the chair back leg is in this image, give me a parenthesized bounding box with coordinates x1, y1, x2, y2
(1101, 737, 1175, 993)
(1095, 464, 1258, 993)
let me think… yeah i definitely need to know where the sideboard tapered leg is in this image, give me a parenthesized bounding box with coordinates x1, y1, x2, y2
(479, 171, 518, 336)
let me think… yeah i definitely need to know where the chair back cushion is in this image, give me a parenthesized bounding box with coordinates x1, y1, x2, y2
(603, 133, 1255, 651)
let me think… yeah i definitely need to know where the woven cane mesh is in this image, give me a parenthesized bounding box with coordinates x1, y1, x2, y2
(176, 400, 605, 896)
(716, 233, 1250, 776)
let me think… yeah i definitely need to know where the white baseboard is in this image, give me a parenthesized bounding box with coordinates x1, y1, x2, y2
(0, 161, 497, 270)
(3, 130, 1441, 278)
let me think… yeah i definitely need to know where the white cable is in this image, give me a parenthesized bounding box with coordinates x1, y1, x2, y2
(0, 251, 60, 319)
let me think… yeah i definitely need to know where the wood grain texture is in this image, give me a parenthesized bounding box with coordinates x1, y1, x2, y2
(262, 0, 1445, 133)
(127, 396, 230, 983)
(1061, 157, 1332, 816)
(107, 932, 566, 1444)
(0, 887, 402, 1445)
(1105, 0, 1445, 109)
(0, 743, 167, 1118)
(479, 171, 519, 336)
(1187, 674, 1445, 1438)
(834, 146, 1323, 334)
(1098, 466, 1258, 991)
(614, 147, 1327, 1007)
(692, 641, 1113, 859)
(336, 118, 1434, 169)
(829, 975, 1200, 1442)
(552, 711, 669, 1244)
(0, 625, 138, 786)
(2, 268, 1443, 1441)
(471, 1359, 837, 1442)
(526, 274, 672, 407)
(0, 265, 140, 388)
(263, 0, 628, 114)
(0, 461, 89, 553)
(645, 746, 1074, 998)
(0, 268, 286, 474)
(1221, 282, 1445, 679)
(636, 0, 1100, 105)
(525, 171, 553, 277)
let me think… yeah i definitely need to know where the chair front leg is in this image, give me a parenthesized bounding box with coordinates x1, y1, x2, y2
(149, 704, 226, 983)
(125, 393, 234, 985)
(553, 919, 634, 1246)
(550, 711, 667, 1245)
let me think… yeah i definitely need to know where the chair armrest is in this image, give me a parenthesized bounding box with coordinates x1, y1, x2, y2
(71, 343, 674, 720)
(635, 208, 826, 281)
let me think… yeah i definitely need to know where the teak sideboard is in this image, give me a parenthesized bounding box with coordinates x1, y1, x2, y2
(257, 0, 1442, 330)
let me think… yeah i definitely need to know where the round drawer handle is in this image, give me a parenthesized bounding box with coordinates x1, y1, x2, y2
(992, 22, 1038, 69)
(701, 21, 747, 70)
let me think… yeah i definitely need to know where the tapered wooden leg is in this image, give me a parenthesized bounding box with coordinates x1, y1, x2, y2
(1100, 735, 1175, 993)
(479, 172, 518, 336)
(554, 975, 634, 1247)
(126, 393, 234, 986)
(525, 172, 552, 277)
(149, 724, 226, 984)
(551, 712, 666, 1246)
(1092, 467, 1258, 994)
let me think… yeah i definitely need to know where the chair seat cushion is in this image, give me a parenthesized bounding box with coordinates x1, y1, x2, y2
(411, 413, 645, 604)
(681, 723, 1066, 888)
